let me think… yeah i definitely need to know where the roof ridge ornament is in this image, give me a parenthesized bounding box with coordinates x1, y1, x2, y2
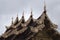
(12, 17, 13, 24)
(31, 8, 32, 16)
(44, 0, 46, 11)
(17, 13, 18, 18)
(30, 8, 33, 18)
(43, 0, 47, 13)
(22, 10, 24, 18)
(16, 13, 19, 20)
(13, 13, 19, 25)
(21, 10, 25, 23)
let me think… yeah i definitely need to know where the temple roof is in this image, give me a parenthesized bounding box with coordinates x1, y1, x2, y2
(0, 1, 59, 40)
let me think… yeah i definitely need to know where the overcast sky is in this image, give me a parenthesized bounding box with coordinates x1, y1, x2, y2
(0, 0, 60, 35)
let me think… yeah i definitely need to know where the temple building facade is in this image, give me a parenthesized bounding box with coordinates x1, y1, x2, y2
(0, 1, 60, 40)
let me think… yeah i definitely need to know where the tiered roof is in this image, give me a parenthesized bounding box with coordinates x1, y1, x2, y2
(0, 1, 59, 40)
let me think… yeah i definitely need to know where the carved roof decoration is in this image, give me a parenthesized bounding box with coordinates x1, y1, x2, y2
(0, 1, 59, 40)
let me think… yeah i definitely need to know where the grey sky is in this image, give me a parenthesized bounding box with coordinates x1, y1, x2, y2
(0, 0, 60, 35)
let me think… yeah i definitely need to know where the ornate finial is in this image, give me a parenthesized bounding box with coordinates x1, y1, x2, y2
(22, 10, 24, 18)
(23, 11, 24, 17)
(30, 8, 33, 18)
(44, 0, 46, 10)
(43, 0, 47, 13)
(16, 13, 18, 20)
(12, 17, 13, 24)
(21, 10, 25, 23)
(31, 8, 33, 15)
(22, 10, 24, 17)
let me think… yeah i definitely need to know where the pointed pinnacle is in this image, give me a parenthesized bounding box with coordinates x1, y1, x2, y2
(22, 11, 24, 17)
(22, 10, 24, 19)
(31, 8, 33, 16)
(44, 0, 46, 11)
(12, 17, 13, 24)
(16, 13, 19, 20)
(30, 8, 33, 19)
